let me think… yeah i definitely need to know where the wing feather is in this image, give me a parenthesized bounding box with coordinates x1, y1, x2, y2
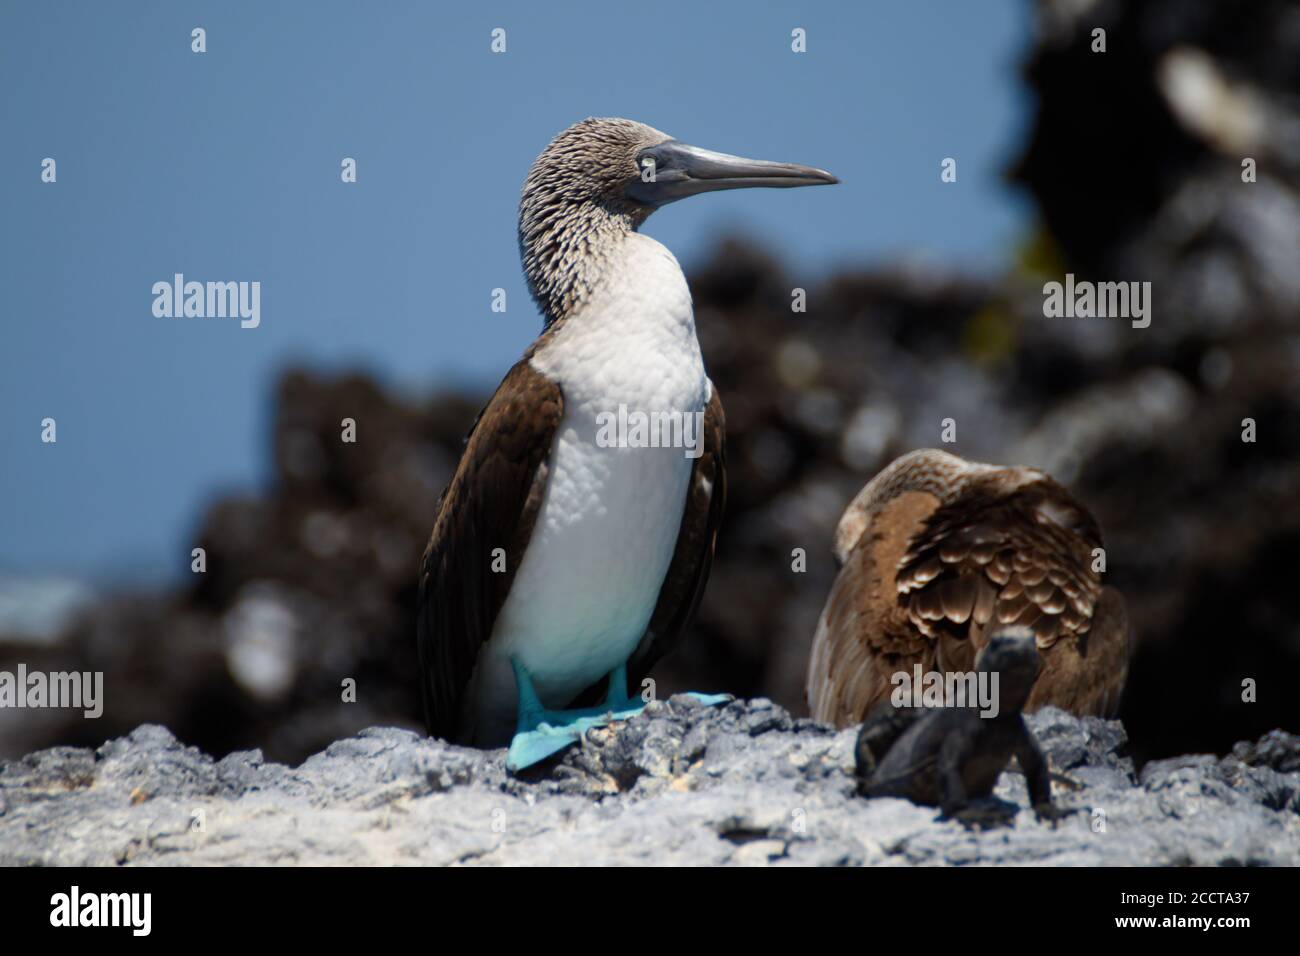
(897, 482, 1104, 658)
(626, 383, 728, 692)
(809, 462, 1129, 726)
(415, 360, 563, 741)
(806, 489, 940, 726)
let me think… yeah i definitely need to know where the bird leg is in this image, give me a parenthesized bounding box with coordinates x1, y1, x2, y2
(506, 659, 729, 773)
(506, 659, 648, 772)
(602, 662, 635, 708)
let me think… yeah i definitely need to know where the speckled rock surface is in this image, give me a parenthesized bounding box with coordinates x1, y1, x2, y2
(2, 699, 1297, 866)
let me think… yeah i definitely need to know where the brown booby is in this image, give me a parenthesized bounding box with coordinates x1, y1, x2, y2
(417, 118, 837, 769)
(806, 449, 1130, 727)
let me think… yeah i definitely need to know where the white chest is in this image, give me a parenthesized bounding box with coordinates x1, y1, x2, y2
(466, 235, 709, 743)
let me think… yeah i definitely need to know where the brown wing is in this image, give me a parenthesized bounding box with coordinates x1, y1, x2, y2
(895, 478, 1127, 715)
(416, 360, 563, 741)
(897, 480, 1101, 653)
(1027, 585, 1130, 718)
(807, 489, 942, 727)
(628, 383, 727, 691)
(808, 472, 1129, 726)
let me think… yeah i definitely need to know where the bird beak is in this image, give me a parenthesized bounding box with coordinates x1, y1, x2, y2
(627, 139, 839, 206)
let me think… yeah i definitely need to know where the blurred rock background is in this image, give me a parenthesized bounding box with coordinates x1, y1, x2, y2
(2, 0, 1297, 765)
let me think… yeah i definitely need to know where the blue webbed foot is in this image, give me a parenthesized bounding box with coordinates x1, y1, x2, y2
(676, 692, 733, 707)
(504, 660, 731, 773)
(506, 660, 644, 772)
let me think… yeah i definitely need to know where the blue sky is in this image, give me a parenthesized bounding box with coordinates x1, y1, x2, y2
(0, 1, 1031, 581)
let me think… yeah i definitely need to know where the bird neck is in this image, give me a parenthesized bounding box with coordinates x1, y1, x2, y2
(519, 200, 647, 327)
(832, 451, 976, 564)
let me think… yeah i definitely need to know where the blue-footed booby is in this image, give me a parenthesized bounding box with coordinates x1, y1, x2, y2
(807, 450, 1131, 727)
(418, 118, 837, 770)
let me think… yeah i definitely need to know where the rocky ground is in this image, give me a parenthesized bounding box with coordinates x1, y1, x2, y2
(3, 699, 1297, 867)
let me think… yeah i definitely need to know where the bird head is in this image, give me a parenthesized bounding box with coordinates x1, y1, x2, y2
(522, 117, 837, 218)
(519, 117, 837, 322)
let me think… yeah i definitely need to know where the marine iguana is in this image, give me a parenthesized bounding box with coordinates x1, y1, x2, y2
(854, 626, 1069, 828)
